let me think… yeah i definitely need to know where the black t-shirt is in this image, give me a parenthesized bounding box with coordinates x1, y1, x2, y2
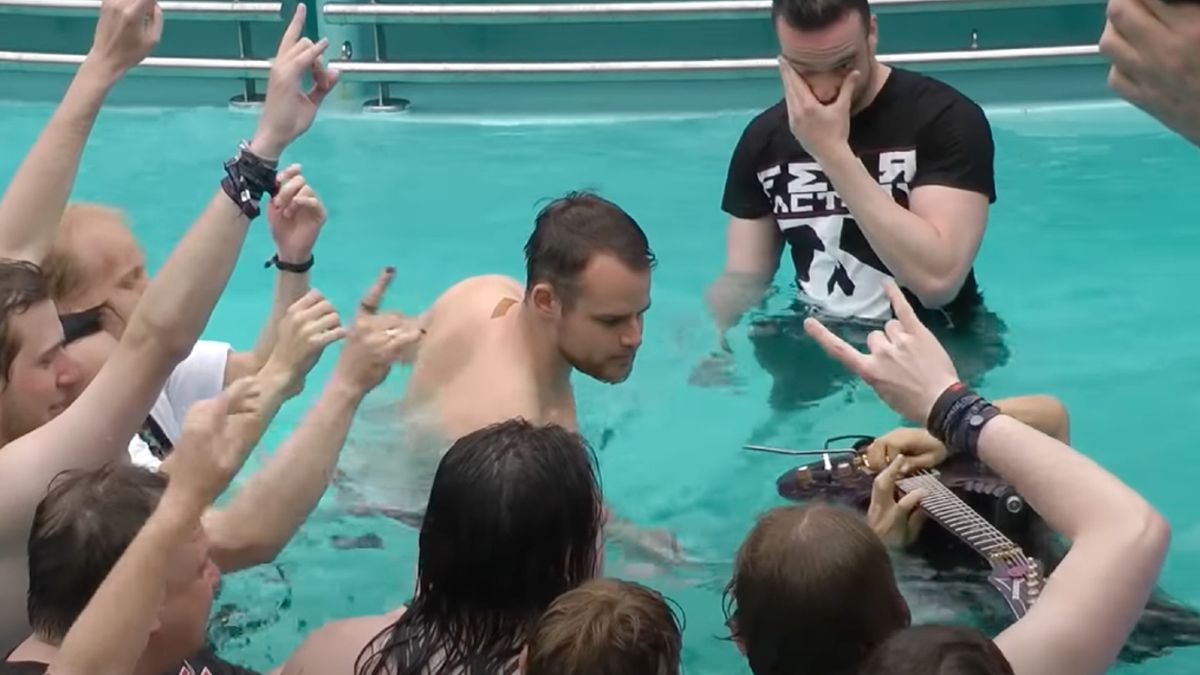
(722, 67, 996, 325)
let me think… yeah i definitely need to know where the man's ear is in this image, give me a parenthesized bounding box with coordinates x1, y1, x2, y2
(529, 283, 560, 318)
(518, 645, 529, 674)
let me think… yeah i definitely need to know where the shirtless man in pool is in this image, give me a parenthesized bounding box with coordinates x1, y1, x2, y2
(359, 192, 675, 556)
(386, 191, 652, 442)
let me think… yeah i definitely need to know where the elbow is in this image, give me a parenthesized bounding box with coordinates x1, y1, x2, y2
(213, 528, 287, 572)
(123, 317, 195, 367)
(1136, 507, 1172, 565)
(906, 273, 964, 310)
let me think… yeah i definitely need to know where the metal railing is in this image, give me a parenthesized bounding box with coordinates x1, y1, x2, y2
(323, 0, 1101, 24)
(0, 44, 1102, 80)
(333, 44, 1103, 83)
(0, 0, 281, 20)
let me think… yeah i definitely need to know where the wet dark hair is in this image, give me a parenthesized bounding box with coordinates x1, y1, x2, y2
(524, 191, 655, 307)
(27, 464, 168, 642)
(0, 259, 52, 383)
(355, 418, 605, 675)
(858, 625, 1015, 675)
(725, 504, 910, 675)
(771, 0, 869, 31)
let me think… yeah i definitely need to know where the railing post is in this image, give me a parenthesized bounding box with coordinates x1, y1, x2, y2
(361, 0, 410, 112)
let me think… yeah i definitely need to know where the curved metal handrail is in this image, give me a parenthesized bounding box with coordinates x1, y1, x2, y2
(0, 0, 281, 20)
(322, 0, 1101, 24)
(0, 44, 1101, 79)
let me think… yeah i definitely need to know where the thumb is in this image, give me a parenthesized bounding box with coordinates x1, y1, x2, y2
(837, 70, 861, 109)
(871, 455, 904, 506)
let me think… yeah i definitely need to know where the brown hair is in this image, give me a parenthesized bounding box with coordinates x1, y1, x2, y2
(726, 504, 909, 675)
(858, 625, 1015, 675)
(524, 578, 682, 675)
(523, 192, 655, 307)
(42, 202, 130, 304)
(26, 463, 168, 642)
(0, 259, 52, 382)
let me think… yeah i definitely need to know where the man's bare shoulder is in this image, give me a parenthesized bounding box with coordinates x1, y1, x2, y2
(424, 275, 523, 332)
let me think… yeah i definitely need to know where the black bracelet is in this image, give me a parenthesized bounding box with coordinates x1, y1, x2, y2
(220, 142, 280, 220)
(264, 254, 314, 274)
(928, 382, 1001, 457)
(949, 398, 1001, 458)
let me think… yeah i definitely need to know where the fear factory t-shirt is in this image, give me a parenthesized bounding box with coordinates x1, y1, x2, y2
(722, 67, 996, 324)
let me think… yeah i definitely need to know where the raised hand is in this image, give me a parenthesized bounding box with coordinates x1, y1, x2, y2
(863, 426, 949, 473)
(1100, 0, 1200, 146)
(250, 4, 340, 160)
(804, 281, 959, 424)
(166, 377, 264, 506)
(334, 268, 423, 394)
(867, 456, 928, 548)
(778, 57, 859, 161)
(86, 0, 163, 82)
(264, 290, 346, 391)
(267, 165, 327, 264)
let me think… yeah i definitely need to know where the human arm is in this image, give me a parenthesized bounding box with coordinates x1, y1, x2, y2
(705, 217, 783, 349)
(778, 62, 993, 307)
(862, 394, 1071, 470)
(1101, 0, 1200, 147)
(204, 269, 421, 572)
(0, 0, 160, 263)
(47, 382, 261, 675)
(226, 167, 327, 384)
(0, 4, 339, 532)
(806, 282, 1170, 675)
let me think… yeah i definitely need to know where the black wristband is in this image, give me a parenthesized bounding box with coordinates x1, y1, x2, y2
(948, 398, 1001, 458)
(220, 142, 280, 220)
(927, 382, 972, 441)
(264, 254, 314, 273)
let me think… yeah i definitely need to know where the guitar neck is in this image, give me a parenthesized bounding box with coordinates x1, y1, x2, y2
(896, 471, 1026, 567)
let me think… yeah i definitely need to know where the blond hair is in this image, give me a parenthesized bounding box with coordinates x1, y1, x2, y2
(43, 202, 131, 303)
(524, 578, 682, 675)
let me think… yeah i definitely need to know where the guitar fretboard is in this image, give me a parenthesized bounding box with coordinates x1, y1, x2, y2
(896, 470, 1027, 569)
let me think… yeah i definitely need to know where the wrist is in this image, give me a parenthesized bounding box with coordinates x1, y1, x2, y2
(274, 250, 314, 266)
(327, 370, 369, 402)
(76, 55, 123, 94)
(811, 140, 852, 166)
(159, 483, 210, 521)
(248, 132, 285, 162)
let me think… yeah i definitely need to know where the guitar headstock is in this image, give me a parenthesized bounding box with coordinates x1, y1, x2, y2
(986, 557, 1043, 620)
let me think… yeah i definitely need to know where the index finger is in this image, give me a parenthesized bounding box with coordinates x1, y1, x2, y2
(871, 456, 904, 505)
(883, 282, 922, 332)
(358, 266, 396, 317)
(803, 317, 868, 374)
(278, 3, 306, 53)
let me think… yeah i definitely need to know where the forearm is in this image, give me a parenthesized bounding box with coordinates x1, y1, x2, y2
(124, 189, 251, 359)
(819, 145, 957, 301)
(0, 58, 117, 263)
(248, 271, 312, 374)
(705, 271, 772, 341)
(50, 489, 203, 675)
(206, 377, 363, 572)
(977, 415, 1156, 543)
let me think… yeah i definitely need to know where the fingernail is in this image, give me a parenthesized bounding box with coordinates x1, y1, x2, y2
(385, 265, 396, 274)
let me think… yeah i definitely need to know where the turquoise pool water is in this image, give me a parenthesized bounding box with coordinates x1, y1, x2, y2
(2, 97, 1199, 674)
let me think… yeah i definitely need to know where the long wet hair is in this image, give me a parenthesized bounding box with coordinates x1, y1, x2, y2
(356, 418, 604, 675)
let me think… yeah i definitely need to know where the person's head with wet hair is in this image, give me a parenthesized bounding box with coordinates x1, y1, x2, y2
(858, 624, 1015, 675)
(26, 463, 221, 674)
(522, 578, 683, 675)
(356, 418, 606, 675)
(726, 504, 910, 675)
(523, 191, 655, 385)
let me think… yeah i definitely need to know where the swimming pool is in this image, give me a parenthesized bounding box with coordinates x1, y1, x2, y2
(1, 97, 1197, 674)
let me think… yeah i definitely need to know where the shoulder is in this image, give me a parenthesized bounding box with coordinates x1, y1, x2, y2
(734, 99, 789, 152)
(282, 611, 403, 675)
(895, 69, 990, 128)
